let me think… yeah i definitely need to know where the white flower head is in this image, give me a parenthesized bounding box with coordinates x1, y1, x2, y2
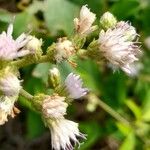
(0, 23, 30, 60)
(0, 96, 19, 125)
(74, 5, 97, 35)
(42, 95, 68, 119)
(126, 63, 143, 77)
(98, 21, 141, 75)
(47, 118, 86, 150)
(25, 35, 42, 54)
(0, 73, 21, 97)
(100, 12, 117, 30)
(116, 21, 137, 41)
(55, 38, 75, 63)
(65, 73, 88, 99)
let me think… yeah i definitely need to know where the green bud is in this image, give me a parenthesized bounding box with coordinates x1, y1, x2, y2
(46, 43, 56, 62)
(100, 12, 117, 30)
(86, 93, 98, 112)
(72, 34, 86, 50)
(48, 67, 61, 88)
(25, 36, 43, 61)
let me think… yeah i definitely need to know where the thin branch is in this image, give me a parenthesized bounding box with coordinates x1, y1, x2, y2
(19, 89, 33, 100)
(11, 55, 54, 68)
(97, 98, 130, 125)
(87, 94, 130, 125)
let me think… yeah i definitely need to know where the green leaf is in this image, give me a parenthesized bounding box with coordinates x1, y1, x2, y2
(111, 0, 140, 19)
(13, 11, 36, 37)
(79, 121, 102, 150)
(116, 122, 132, 136)
(119, 132, 136, 150)
(75, 59, 102, 94)
(58, 61, 74, 80)
(43, 0, 79, 35)
(142, 89, 150, 112)
(26, 111, 45, 139)
(126, 99, 142, 120)
(32, 63, 52, 83)
(27, 0, 46, 14)
(140, 6, 150, 34)
(142, 109, 150, 122)
(135, 122, 150, 137)
(0, 9, 13, 23)
(68, 0, 104, 15)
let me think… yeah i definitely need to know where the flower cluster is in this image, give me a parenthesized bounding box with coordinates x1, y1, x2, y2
(39, 72, 88, 150)
(55, 38, 75, 63)
(0, 4, 142, 150)
(98, 13, 141, 75)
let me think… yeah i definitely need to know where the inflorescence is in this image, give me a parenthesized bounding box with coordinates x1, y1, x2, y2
(0, 5, 141, 150)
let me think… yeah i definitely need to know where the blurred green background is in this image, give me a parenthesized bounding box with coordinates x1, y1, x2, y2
(0, 0, 150, 150)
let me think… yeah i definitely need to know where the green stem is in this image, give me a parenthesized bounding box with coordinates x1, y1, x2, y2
(20, 89, 33, 100)
(11, 55, 54, 68)
(90, 94, 130, 125)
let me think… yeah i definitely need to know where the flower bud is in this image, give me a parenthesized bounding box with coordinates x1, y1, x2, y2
(33, 94, 68, 119)
(100, 12, 117, 30)
(48, 67, 61, 88)
(86, 93, 98, 112)
(74, 5, 97, 36)
(55, 38, 75, 63)
(0, 68, 21, 97)
(25, 35, 43, 56)
(42, 95, 67, 119)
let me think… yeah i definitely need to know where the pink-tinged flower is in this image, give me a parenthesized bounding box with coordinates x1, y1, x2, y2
(74, 5, 97, 35)
(0, 23, 30, 60)
(0, 73, 21, 97)
(42, 95, 68, 119)
(116, 21, 137, 41)
(65, 73, 88, 99)
(47, 118, 86, 150)
(55, 38, 75, 63)
(98, 21, 141, 75)
(0, 96, 19, 125)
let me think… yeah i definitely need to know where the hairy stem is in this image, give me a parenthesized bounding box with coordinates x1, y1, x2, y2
(97, 98, 130, 125)
(11, 55, 54, 68)
(20, 89, 33, 100)
(88, 94, 130, 125)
